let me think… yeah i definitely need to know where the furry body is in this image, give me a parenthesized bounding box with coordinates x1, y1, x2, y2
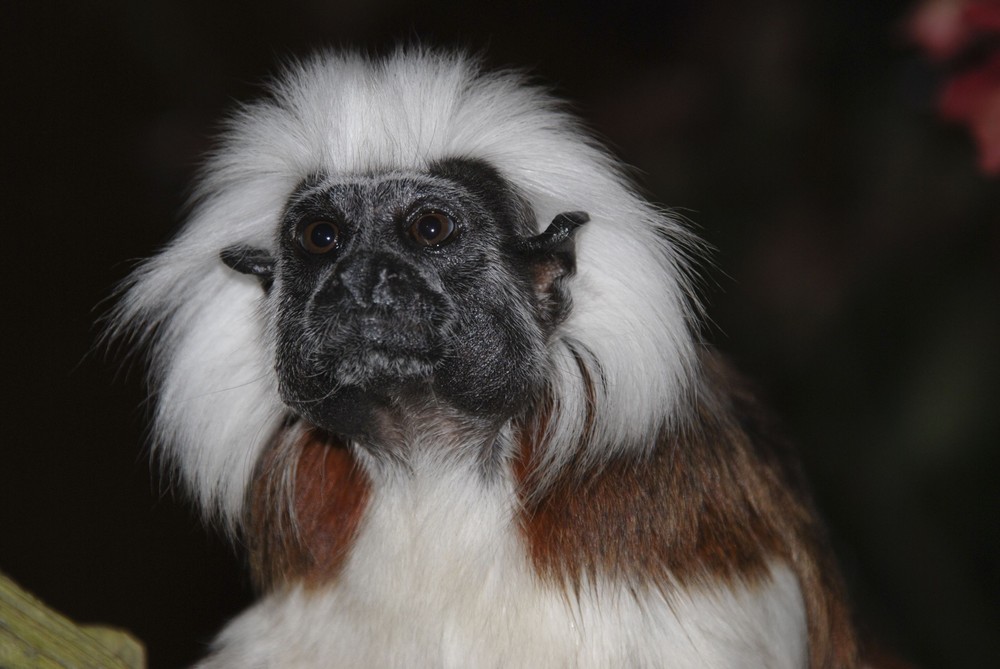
(115, 49, 859, 667)
(209, 455, 808, 668)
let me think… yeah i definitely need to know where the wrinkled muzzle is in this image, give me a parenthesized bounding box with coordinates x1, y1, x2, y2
(309, 251, 450, 361)
(274, 251, 453, 435)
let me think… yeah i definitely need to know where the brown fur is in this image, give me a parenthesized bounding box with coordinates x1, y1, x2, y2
(246, 426, 371, 590)
(515, 351, 860, 668)
(244, 353, 858, 667)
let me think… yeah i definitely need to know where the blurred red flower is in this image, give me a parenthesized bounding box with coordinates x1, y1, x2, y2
(910, 0, 1000, 174)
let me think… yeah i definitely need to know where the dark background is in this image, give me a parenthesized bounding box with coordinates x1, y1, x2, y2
(3, 1, 998, 667)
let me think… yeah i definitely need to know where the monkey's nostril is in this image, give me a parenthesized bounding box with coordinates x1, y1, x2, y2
(330, 266, 369, 306)
(371, 268, 401, 305)
(318, 255, 421, 309)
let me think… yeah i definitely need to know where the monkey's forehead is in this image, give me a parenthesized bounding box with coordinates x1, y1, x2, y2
(280, 174, 471, 230)
(294, 156, 507, 190)
(284, 157, 519, 215)
(291, 170, 456, 200)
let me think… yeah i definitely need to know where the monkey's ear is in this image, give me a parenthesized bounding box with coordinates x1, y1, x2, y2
(518, 211, 589, 258)
(220, 245, 275, 292)
(516, 211, 589, 325)
(516, 210, 588, 280)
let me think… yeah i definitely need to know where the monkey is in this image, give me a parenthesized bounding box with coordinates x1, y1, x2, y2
(112, 48, 862, 667)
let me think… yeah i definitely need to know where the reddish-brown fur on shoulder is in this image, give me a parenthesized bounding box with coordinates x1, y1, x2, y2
(514, 351, 860, 668)
(246, 426, 371, 590)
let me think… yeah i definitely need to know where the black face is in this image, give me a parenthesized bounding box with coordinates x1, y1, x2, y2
(221, 158, 587, 439)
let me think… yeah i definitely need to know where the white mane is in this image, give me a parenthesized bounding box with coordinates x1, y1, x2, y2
(113, 49, 700, 530)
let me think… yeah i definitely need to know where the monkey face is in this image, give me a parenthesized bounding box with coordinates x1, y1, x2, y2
(222, 158, 586, 438)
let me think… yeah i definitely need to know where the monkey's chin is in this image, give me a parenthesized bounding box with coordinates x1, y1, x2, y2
(281, 350, 438, 437)
(283, 384, 377, 438)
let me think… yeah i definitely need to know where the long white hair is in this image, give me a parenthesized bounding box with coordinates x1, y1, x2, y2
(112, 48, 700, 532)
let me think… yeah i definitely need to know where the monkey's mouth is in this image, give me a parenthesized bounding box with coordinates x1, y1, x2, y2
(305, 306, 445, 389)
(333, 331, 439, 386)
(277, 309, 444, 435)
(355, 312, 437, 350)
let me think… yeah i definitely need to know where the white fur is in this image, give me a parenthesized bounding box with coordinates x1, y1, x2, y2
(196, 450, 806, 668)
(112, 49, 699, 528)
(110, 50, 772, 666)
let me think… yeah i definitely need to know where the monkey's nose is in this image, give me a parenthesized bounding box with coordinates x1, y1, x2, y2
(318, 253, 421, 309)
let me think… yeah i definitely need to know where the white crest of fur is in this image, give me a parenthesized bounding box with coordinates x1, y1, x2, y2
(112, 48, 699, 528)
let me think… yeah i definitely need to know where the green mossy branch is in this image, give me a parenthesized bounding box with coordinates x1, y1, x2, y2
(0, 571, 145, 669)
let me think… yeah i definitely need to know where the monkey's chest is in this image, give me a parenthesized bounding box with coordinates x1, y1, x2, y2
(202, 470, 808, 668)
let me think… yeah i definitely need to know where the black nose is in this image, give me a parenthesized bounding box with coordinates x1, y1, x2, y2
(317, 253, 422, 309)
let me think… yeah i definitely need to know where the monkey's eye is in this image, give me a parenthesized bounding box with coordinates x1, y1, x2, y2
(300, 220, 340, 254)
(408, 212, 457, 247)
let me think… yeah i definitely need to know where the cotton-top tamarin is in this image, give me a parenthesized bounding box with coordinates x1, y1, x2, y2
(113, 49, 861, 668)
